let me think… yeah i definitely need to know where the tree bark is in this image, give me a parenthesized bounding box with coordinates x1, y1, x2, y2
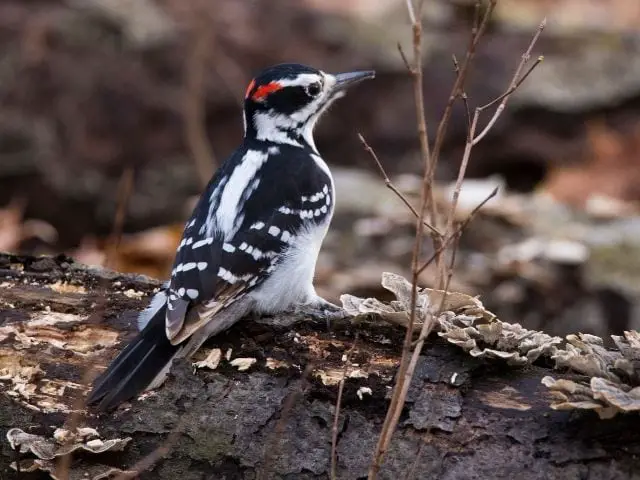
(0, 252, 639, 480)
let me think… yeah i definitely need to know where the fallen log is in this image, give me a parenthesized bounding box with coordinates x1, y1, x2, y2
(0, 252, 638, 479)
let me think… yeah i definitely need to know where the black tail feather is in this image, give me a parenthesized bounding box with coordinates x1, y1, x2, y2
(86, 305, 181, 411)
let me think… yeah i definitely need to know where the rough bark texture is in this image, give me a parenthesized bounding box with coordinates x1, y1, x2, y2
(1, 252, 639, 480)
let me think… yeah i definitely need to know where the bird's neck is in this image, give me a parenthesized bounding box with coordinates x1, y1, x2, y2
(244, 110, 318, 153)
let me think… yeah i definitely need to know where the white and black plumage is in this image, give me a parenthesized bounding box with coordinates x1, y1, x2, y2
(87, 63, 375, 410)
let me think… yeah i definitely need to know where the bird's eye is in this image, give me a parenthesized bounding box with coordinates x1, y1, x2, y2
(306, 82, 322, 97)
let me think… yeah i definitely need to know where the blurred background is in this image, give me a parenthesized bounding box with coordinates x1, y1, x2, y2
(1, 0, 640, 338)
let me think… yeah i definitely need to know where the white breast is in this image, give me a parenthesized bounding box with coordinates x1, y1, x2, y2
(248, 220, 331, 314)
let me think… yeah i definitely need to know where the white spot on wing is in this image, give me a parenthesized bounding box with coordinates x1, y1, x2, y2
(218, 267, 237, 284)
(192, 237, 214, 249)
(197, 262, 208, 271)
(186, 289, 199, 299)
(268, 226, 280, 237)
(223, 243, 236, 253)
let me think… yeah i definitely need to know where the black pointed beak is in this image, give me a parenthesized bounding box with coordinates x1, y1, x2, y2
(333, 70, 376, 92)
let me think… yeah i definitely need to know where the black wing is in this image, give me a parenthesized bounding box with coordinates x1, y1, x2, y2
(164, 143, 333, 343)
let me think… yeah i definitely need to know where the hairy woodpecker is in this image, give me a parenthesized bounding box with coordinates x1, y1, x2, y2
(87, 63, 375, 410)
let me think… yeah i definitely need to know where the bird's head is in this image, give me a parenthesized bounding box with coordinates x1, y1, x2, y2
(242, 63, 375, 150)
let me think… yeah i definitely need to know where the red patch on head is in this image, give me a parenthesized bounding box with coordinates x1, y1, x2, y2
(251, 81, 283, 101)
(244, 79, 256, 99)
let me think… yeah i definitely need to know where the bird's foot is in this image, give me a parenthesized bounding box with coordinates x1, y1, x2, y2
(292, 298, 351, 331)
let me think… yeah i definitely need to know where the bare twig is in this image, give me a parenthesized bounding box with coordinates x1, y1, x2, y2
(358, 134, 441, 237)
(417, 186, 498, 277)
(477, 56, 543, 114)
(331, 337, 358, 480)
(426, 0, 496, 217)
(368, 3, 497, 478)
(405, 0, 417, 25)
(368, 2, 545, 475)
(184, 10, 216, 187)
(432, 20, 543, 348)
(397, 43, 412, 72)
(368, 1, 433, 472)
(451, 55, 472, 136)
(472, 18, 546, 146)
(437, 229, 461, 312)
(104, 167, 135, 271)
(444, 20, 545, 255)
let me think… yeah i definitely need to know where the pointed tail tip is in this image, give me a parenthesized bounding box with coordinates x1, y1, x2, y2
(86, 304, 181, 412)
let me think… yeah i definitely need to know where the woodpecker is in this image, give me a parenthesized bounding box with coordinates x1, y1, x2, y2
(87, 63, 375, 410)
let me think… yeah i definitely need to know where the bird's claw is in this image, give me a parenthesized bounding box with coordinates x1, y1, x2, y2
(292, 302, 351, 331)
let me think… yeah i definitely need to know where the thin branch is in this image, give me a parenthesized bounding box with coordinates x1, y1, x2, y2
(472, 0, 482, 31)
(441, 108, 480, 249)
(431, 0, 496, 286)
(417, 186, 498, 276)
(104, 167, 134, 271)
(478, 56, 543, 113)
(409, 189, 498, 349)
(452, 55, 472, 137)
(358, 134, 441, 237)
(184, 10, 217, 187)
(331, 337, 358, 480)
(368, 3, 496, 478)
(443, 18, 544, 269)
(397, 42, 412, 72)
(426, 0, 496, 189)
(473, 18, 546, 145)
(368, 2, 429, 474)
(437, 229, 461, 313)
(368, 2, 544, 477)
(405, 0, 417, 25)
